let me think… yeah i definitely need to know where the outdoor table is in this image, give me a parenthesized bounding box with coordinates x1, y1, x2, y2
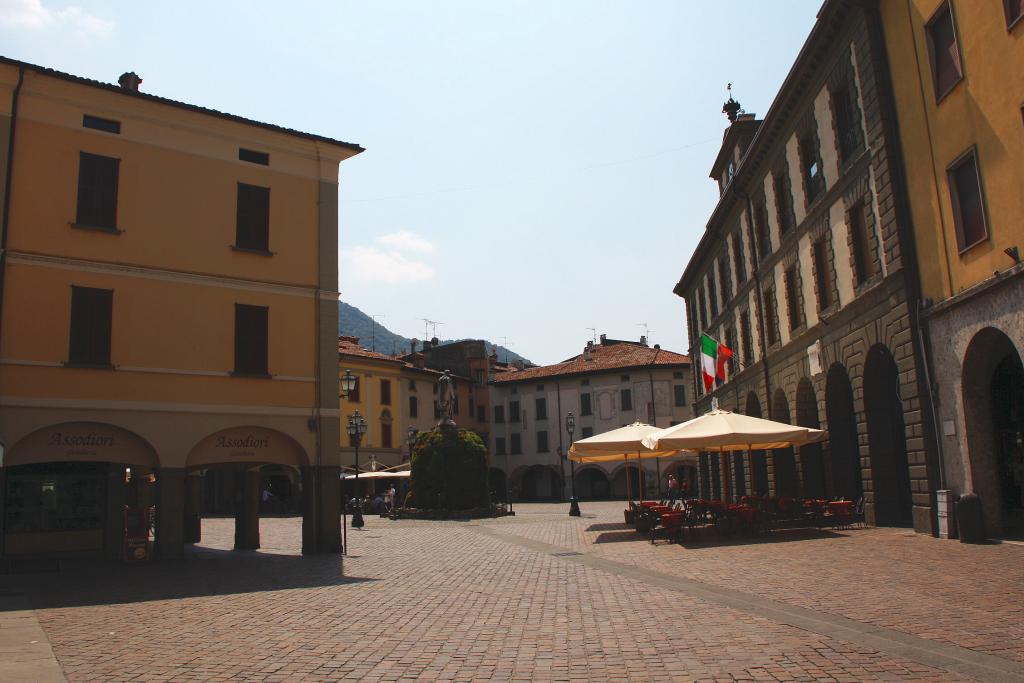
(828, 500, 855, 529)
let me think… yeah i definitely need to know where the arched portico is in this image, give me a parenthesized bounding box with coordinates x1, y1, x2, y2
(864, 344, 913, 526)
(825, 363, 863, 502)
(961, 327, 1024, 537)
(2, 422, 159, 559)
(575, 466, 610, 500)
(772, 389, 800, 498)
(183, 427, 310, 551)
(796, 378, 826, 499)
(517, 464, 560, 501)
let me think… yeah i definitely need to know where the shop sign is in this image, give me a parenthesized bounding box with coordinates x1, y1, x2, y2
(214, 433, 271, 459)
(5, 422, 157, 467)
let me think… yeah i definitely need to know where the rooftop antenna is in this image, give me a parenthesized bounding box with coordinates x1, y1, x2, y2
(500, 336, 513, 364)
(636, 323, 654, 344)
(420, 318, 443, 340)
(369, 314, 385, 352)
(586, 327, 597, 345)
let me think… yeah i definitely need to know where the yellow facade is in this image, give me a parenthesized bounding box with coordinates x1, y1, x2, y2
(0, 58, 362, 559)
(881, 0, 1024, 298)
(339, 347, 406, 471)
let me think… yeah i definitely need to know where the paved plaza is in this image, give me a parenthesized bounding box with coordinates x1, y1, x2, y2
(4, 501, 1024, 682)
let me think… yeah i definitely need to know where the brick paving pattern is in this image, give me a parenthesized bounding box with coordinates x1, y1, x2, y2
(7, 501, 1023, 682)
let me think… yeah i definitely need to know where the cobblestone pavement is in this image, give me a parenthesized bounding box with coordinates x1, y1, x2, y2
(5, 501, 1023, 682)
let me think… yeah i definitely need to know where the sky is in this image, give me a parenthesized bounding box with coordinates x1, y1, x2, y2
(0, 0, 819, 366)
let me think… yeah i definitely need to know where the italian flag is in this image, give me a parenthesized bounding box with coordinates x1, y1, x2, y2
(700, 333, 733, 391)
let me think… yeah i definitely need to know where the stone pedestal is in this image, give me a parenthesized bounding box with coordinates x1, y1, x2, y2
(234, 469, 260, 550)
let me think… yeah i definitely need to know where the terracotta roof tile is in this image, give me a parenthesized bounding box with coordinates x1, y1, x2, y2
(338, 337, 404, 364)
(492, 340, 689, 384)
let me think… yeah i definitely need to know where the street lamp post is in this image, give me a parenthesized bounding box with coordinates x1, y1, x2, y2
(347, 411, 368, 528)
(566, 412, 581, 517)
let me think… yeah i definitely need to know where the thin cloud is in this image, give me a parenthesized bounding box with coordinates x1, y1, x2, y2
(340, 245, 435, 285)
(377, 230, 435, 253)
(0, 0, 113, 39)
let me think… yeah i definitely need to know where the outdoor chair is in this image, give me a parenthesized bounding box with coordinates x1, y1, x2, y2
(650, 508, 687, 545)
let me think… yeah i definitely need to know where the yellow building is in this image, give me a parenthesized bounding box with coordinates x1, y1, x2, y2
(339, 337, 407, 477)
(0, 57, 362, 562)
(881, 1, 1024, 536)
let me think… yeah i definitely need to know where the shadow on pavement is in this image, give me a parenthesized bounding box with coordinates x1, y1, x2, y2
(678, 527, 846, 549)
(3, 548, 375, 610)
(586, 522, 630, 532)
(594, 530, 647, 544)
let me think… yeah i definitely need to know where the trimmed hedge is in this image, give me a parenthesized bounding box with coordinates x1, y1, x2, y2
(409, 427, 489, 510)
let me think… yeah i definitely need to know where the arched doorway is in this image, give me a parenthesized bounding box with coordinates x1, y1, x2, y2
(520, 465, 559, 501)
(864, 345, 913, 526)
(3, 422, 159, 559)
(961, 327, 1024, 536)
(796, 378, 826, 498)
(745, 392, 769, 495)
(489, 468, 508, 502)
(185, 426, 309, 550)
(575, 467, 610, 499)
(611, 464, 641, 499)
(772, 389, 800, 498)
(825, 363, 863, 502)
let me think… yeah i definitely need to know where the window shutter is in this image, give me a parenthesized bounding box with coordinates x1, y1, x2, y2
(236, 184, 270, 251)
(234, 304, 268, 375)
(76, 153, 119, 228)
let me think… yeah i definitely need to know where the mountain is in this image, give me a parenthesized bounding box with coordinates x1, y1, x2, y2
(338, 301, 533, 366)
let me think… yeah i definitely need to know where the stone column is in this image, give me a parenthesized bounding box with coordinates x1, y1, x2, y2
(155, 468, 185, 561)
(105, 464, 127, 559)
(234, 468, 260, 550)
(318, 465, 342, 553)
(183, 472, 202, 544)
(301, 466, 316, 554)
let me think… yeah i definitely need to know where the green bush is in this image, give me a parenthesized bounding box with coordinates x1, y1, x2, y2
(410, 427, 489, 510)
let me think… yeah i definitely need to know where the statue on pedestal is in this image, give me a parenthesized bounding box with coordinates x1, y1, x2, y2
(437, 370, 456, 428)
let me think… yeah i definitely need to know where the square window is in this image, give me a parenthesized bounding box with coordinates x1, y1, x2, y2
(799, 128, 825, 203)
(580, 393, 592, 416)
(68, 286, 112, 366)
(535, 397, 547, 420)
(239, 148, 269, 165)
(947, 149, 989, 253)
(76, 152, 119, 229)
(621, 389, 633, 412)
(537, 430, 549, 453)
(234, 304, 268, 376)
(763, 286, 779, 346)
(831, 79, 863, 163)
(848, 201, 878, 286)
(1008, 0, 1024, 28)
(509, 400, 521, 422)
(732, 232, 747, 284)
(82, 114, 120, 134)
(510, 433, 522, 455)
(784, 266, 802, 331)
(494, 405, 505, 423)
(236, 183, 270, 252)
(926, 2, 963, 101)
(674, 384, 687, 407)
(812, 238, 833, 310)
(495, 437, 507, 456)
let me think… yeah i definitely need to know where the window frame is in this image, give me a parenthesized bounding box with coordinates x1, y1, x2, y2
(234, 182, 272, 254)
(233, 303, 270, 377)
(67, 285, 114, 368)
(946, 146, 990, 254)
(75, 152, 120, 231)
(925, 0, 964, 103)
(1006, 0, 1024, 29)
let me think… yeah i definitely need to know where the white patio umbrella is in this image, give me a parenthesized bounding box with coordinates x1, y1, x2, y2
(568, 422, 693, 504)
(642, 409, 826, 502)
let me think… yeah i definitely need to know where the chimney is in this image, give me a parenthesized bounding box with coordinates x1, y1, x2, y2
(410, 338, 419, 353)
(430, 336, 439, 347)
(512, 360, 525, 370)
(118, 72, 142, 92)
(640, 335, 647, 346)
(654, 343, 661, 350)
(599, 333, 607, 344)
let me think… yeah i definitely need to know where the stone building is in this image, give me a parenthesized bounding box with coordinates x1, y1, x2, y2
(489, 336, 693, 502)
(673, 1, 940, 533)
(880, 0, 1024, 537)
(0, 57, 361, 562)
